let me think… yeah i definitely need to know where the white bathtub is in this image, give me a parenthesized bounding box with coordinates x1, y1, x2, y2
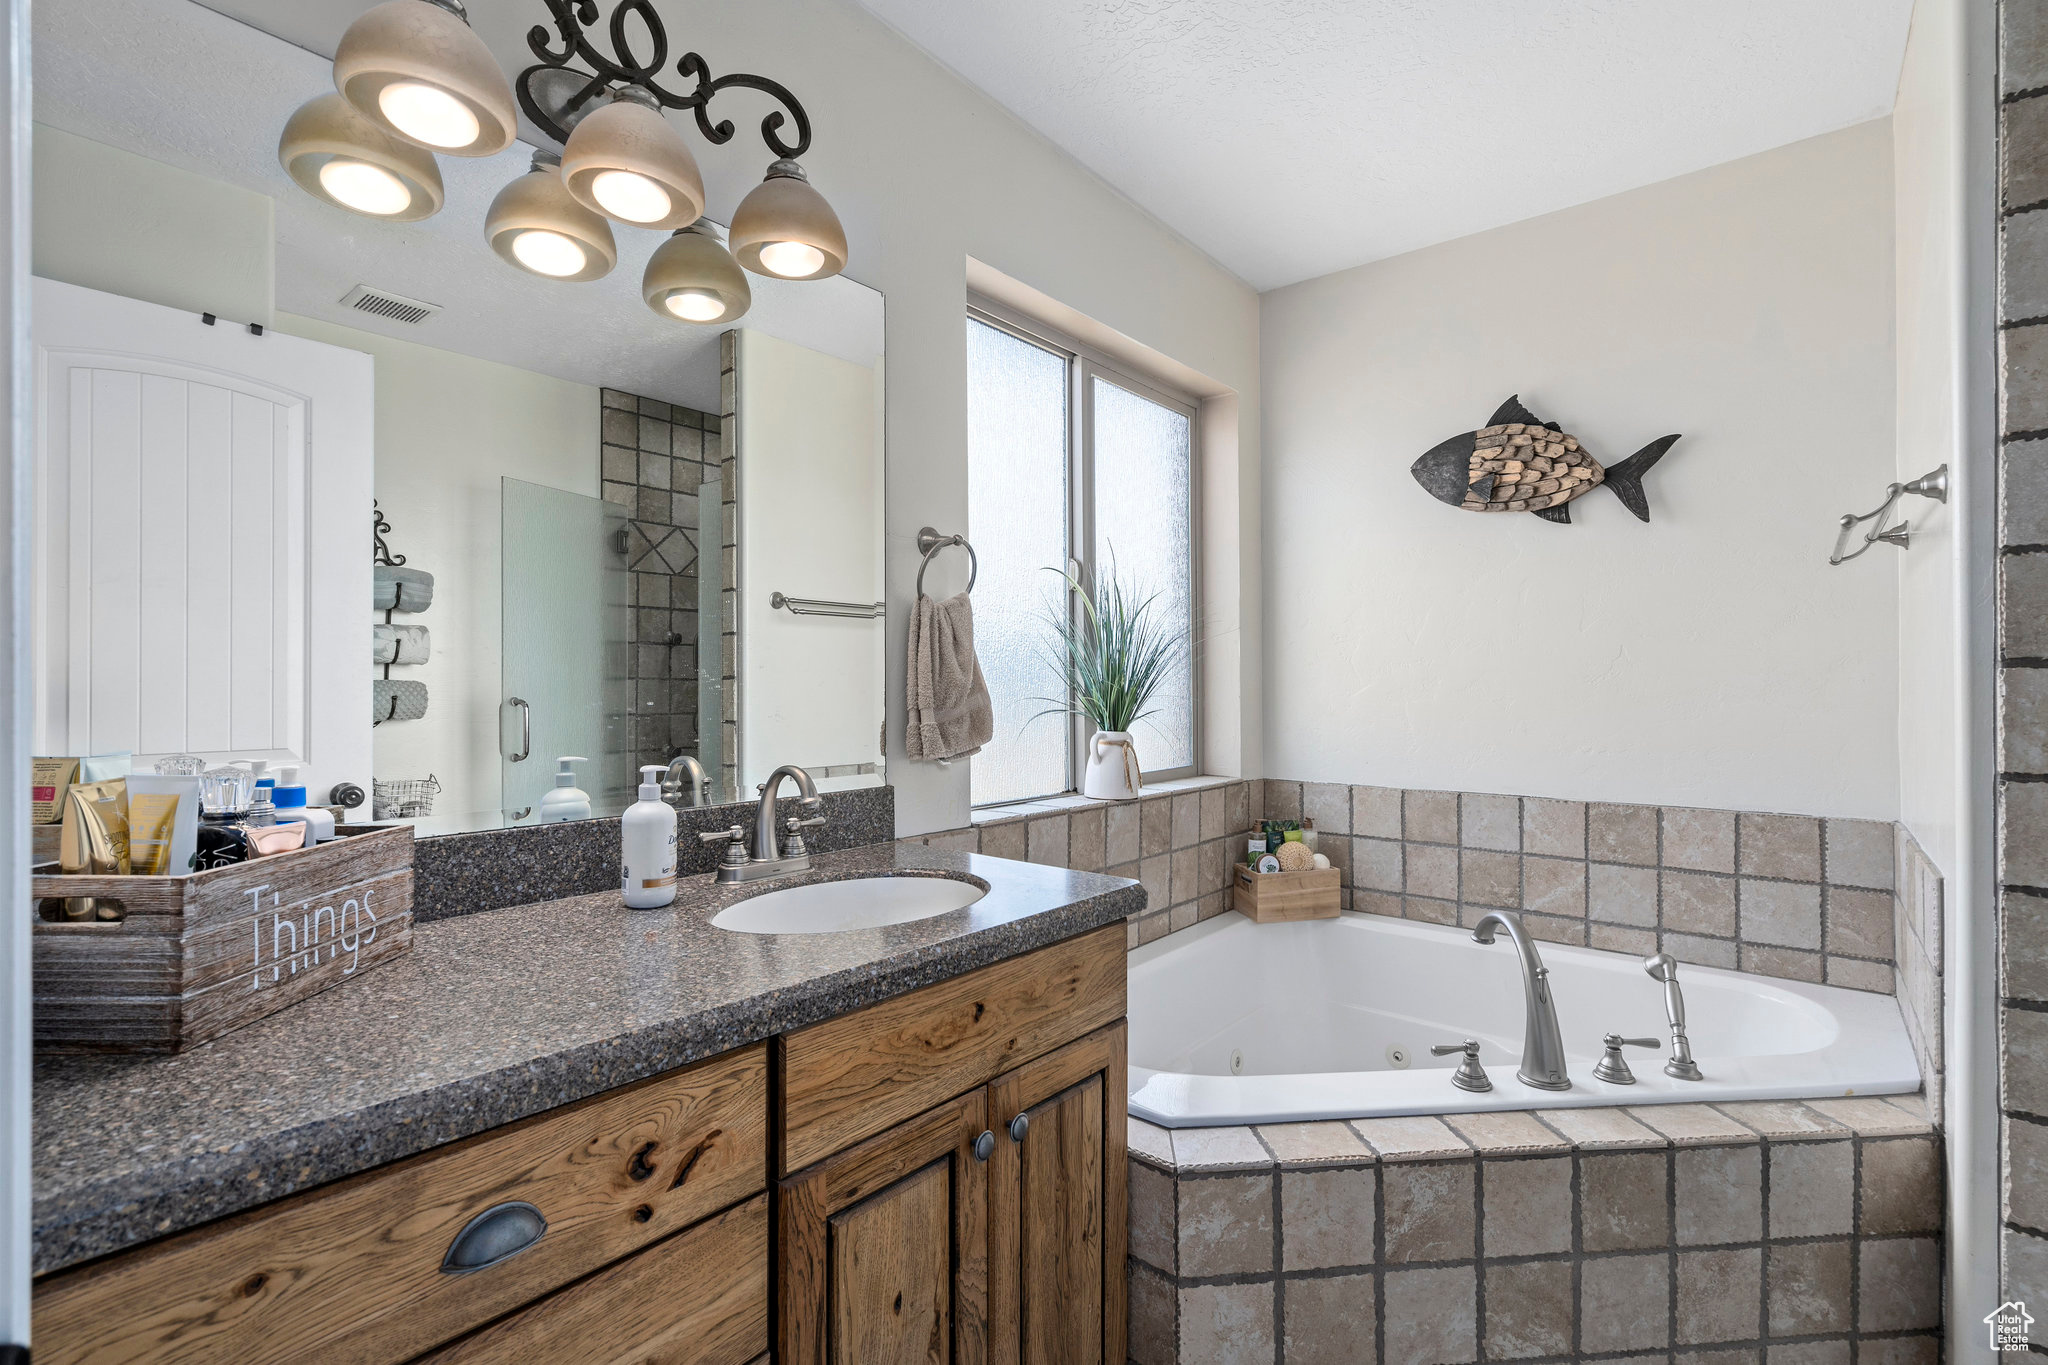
(1126, 912, 1920, 1127)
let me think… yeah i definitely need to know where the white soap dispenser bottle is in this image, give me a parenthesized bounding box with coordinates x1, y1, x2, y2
(622, 764, 678, 909)
(538, 756, 592, 823)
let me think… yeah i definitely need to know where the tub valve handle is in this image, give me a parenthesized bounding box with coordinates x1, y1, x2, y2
(1430, 1039, 1493, 1093)
(1592, 1033, 1662, 1085)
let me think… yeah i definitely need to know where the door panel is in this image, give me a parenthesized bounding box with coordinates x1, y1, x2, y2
(1018, 1077, 1104, 1365)
(779, 1089, 990, 1365)
(829, 1161, 951, 1365)
(33, 276, 370, 795)
(988, 1021, 1128, 1365)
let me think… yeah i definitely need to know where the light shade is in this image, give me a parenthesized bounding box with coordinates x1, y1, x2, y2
(279, 92, 444, 221)
(730, 160, 846, 281)
(562, 89, 705, 231)
(334, 0, 517, 157)
(485, 153, 617, 283)
(643, 222, 750, 324)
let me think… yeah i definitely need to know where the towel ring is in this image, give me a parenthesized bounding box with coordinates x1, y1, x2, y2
(916, 527, 977, 597)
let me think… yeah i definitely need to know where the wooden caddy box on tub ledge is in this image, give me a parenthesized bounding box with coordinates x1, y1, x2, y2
(30, 824, 414, 1054)
(1232, 861, 1341, 923)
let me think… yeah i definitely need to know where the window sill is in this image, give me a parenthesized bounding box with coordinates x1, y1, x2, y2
(969, 774, 1240, 826)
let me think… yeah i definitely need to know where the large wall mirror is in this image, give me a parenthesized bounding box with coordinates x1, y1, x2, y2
(29, 0, 886, 838)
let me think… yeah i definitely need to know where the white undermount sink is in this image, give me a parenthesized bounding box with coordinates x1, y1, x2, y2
(710, 876, 988, 934)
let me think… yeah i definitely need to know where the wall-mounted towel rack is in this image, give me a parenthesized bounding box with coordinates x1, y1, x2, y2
(916, 526, 978, 597)
(771, 592, 885, 619)
(1829, 465, 1948, 565)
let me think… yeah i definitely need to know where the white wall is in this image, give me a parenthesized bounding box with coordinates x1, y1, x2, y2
(668, 1, 1262, 834)
(1260, 121, 1899, 818)
(1894, 0, 1967, 879)
(32, 126, 271, 327)
(735, 328, 884, 791)
(273, 313, 597, 825)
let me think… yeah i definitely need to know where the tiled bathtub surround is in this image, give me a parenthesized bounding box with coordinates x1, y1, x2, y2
(1269, 780, 1902, 994)
(1127, 1095, 1943, 1365)
(908, 777, 1256, 946)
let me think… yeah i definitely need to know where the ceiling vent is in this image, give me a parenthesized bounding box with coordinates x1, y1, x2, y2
(340, 284, 440, 325)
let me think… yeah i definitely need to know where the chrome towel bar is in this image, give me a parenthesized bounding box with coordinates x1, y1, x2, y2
(1830, 464, 1948, 565)
(771, 592, 884, 620)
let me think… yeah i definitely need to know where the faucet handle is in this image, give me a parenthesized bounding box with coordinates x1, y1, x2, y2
(1429, 1039, 1493, 1093)
(1591, 1033, 1661, 1085)
(698, 824, 749, 869)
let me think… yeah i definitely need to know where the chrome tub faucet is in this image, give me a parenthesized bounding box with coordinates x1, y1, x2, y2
(1471, 911, 1571, 1091)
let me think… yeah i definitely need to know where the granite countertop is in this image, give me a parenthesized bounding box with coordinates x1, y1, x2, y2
(33, 844, 1141, 1274)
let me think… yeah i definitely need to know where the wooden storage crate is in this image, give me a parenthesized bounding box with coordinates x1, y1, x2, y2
(1231, 861, 1341, 923)
(31, 824, 414, 1053)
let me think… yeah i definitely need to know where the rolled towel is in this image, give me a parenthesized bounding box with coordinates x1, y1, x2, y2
(373, 565, 436, 612)
(372, 679, 429, 723)
(373, 622, 432, 665)
(906, 591, 994, 761)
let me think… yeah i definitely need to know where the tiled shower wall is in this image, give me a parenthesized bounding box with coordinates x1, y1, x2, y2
(912, 778, 1943, 1116)
(2001, 0, 2048, 1339)
(599, 389, 722, 782)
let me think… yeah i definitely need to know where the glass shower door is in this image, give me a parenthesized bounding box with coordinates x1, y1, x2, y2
(501, 477, 633, 823)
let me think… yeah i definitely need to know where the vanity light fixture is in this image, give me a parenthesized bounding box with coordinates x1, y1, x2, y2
(643, 220, 751, 324)
(278, 92, 445, 221)
(285, 0, 848, 316)
(485, 151, 618, 281)
(333, 0, 518, 156)
(730, 159, 846, 281)
(560, 86, 706, 229)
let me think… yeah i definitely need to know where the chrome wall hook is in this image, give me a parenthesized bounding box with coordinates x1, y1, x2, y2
(1829, 464, 1948, 565)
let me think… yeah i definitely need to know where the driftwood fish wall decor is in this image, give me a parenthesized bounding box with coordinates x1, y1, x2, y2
(1410, 395, 1682, 524)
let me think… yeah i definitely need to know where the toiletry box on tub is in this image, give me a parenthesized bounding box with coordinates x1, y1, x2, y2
(29, 824, 414, 1053)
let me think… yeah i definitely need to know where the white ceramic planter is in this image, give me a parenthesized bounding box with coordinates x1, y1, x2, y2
(1083, 730, 1142, 800)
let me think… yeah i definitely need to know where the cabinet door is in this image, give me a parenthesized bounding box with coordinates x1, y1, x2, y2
(779, 1088, 992, 1365)
(988, 1021, 1128, 1365)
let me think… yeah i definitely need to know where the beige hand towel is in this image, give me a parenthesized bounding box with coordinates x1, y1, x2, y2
(907, 591, 994, 761)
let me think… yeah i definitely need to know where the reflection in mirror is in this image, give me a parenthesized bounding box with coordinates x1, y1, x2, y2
(28, 0, 885, 841)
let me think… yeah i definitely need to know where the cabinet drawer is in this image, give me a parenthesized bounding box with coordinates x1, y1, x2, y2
(35, 1045, 768, 1365)
(778, 925, 1125, 1174)
(416, 1193, 768, 1365)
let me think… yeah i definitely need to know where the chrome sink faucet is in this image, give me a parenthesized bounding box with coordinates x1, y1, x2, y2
(662, 754, 708, 808)
(697, 764, 828, 884)
(1471, 911, 1571, 1091)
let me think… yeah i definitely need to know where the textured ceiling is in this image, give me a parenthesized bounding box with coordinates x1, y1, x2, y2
(36, 0, 881, 413)
(852, 0, 1915, 289)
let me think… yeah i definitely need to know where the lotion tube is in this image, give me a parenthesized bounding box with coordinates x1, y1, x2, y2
(621, 764, 678, 909)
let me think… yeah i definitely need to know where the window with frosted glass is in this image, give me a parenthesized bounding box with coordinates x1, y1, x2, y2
(1091, 374, 1195, 773)
(965, 318, 1069, 806)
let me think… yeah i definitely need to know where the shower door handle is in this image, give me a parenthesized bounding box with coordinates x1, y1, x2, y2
(507, 697, 531, 762)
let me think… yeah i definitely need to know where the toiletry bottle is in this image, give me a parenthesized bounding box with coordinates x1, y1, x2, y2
(621, 764, 678, 909)
(538, 757, 592, 823)
(271, 766, 335, 844)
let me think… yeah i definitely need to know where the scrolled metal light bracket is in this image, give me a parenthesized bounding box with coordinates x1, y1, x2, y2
(517, 0, 812, 156)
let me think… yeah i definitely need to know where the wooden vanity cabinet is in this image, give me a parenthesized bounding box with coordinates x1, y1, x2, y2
(33, 923, 1127, 1365)
(776, 926, 1129, 1365)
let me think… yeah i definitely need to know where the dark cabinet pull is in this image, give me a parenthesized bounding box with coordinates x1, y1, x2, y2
(972, 1130, 995, 1163)
(1008, 1113, 1030, 1143)
(441, 1201, 547, 1275)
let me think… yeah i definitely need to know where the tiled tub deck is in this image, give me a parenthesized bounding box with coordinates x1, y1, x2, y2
(1127, 1096, 1942, 1365)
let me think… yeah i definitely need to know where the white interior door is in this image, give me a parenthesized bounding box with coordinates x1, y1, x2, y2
(32, 277, 371, 799)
